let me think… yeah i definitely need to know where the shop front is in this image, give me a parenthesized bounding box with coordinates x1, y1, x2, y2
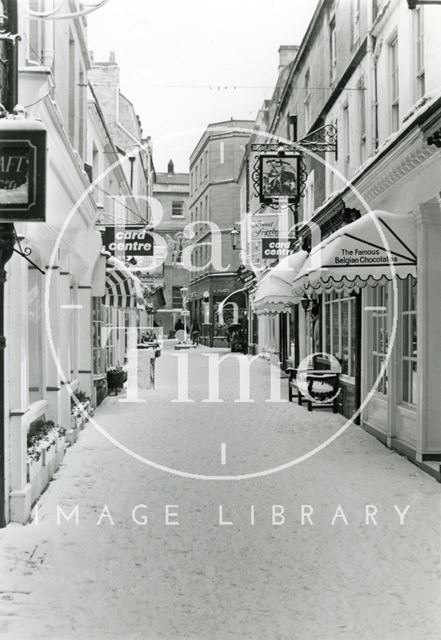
(292, 210, 427, 463)
(252, 250, 308, 365)
(93, 256, 147, 405)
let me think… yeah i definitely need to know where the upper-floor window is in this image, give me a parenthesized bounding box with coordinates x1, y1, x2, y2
(389, 36, 399, 132)
(287, 114, 297, 141)
(342, 102, 350, 174)
(372, 0, 380, 21)
(172, 286, 183, 309)
(172, 201, 184, 217)
(352, 0, 360, 45)
(205, 150, 209, 177)
(219, 141, 225, 164)
(329, 18, 337, 84)
(415, 8, 425, 99)
(358, 76, 367, 163)
(304, 170, 315, 221)
(28, 0, 44, 64)
(304, 70, 311, 133)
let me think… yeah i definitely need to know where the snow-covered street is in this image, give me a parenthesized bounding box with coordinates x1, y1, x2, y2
(0, 345, 440, 640)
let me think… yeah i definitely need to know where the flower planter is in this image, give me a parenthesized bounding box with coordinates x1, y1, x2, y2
(27, 431, 66, 505)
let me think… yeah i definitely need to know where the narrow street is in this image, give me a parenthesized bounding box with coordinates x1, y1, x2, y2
(0, 345, 440, 640)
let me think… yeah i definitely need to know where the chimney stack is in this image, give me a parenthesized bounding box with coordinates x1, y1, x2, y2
(167, 159, 174, 175)
(278, 45, 299, 73)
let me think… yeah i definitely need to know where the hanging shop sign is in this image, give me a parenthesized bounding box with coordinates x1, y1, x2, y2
(259, 154, 301, 204)
(102, 225, 154, 257)
(0, 118, 47, 222)
(236, 264, 256, 286)
(262, 237, 296, 259)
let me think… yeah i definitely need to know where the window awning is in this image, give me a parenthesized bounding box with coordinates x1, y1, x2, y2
(292, 211, 417, 296)
(253, 250, 308, 315)
(103, 256, 146, 310)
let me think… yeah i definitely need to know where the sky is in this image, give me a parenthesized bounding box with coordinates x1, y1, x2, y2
(88, 1, 319, 173)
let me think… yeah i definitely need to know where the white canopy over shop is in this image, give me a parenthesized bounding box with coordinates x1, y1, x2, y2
(292, 211, 417, 295)
(253, 250, 308, 315)
(104, 256, 146, 310)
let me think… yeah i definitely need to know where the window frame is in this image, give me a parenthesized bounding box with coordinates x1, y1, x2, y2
(389, 35, 400, 132)
(415, 7, 425, 100)
(329, 17, 337, 84)
(400, 276, 417, 406)
(171, 200, 184, 218)
(323, 292, 357, 379)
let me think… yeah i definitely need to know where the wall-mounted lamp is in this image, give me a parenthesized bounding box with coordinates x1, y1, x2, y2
(230, 228, 240, 250)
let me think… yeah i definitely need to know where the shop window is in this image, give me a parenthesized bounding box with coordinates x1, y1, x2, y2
(68, 285, 78, 379)
(103, 305, 116, 369)
(28, 268, 43, 403)
(92, 298, 104, 376)
(370, 285, 389, 395)
(323, 292, 356, 377)
(401, 276, 417, 405)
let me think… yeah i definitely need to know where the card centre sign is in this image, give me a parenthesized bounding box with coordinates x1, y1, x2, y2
(262, 237, 296, 259)
(103, 225, 154, 257)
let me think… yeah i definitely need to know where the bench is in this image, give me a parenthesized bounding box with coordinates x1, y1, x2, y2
(287, 367, 340, 413)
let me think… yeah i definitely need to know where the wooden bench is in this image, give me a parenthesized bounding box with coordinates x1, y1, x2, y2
(287, 367, 340, 412)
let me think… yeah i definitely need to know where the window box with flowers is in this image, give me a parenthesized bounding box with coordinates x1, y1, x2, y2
(69, 390, 93, 443)
(27, 420, 66, 504)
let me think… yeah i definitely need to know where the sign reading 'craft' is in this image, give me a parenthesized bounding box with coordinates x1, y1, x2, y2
(103, 225, 154, 257)
(262, 237, 296, 259)
(0, 118, 47, 222)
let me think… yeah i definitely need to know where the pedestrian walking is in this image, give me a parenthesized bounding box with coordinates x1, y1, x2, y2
(191, 319, 200, 346)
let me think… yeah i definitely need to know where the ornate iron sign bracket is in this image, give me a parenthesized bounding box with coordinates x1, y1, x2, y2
(251, 124, 337, 209)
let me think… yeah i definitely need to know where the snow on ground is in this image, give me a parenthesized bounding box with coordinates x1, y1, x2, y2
(0, 345, 440, 640)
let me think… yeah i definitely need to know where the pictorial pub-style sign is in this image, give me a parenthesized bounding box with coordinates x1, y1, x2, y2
(262, 237, 296, 259)
(259, 154, 301, 204)
(0, 118, 47, 222)
(103, 225, 154, 257)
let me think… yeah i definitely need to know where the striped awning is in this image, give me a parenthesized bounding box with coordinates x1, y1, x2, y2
(253, 250, 308, 315)
(292, 211, 417, 296)
(103, 256, 146, 310)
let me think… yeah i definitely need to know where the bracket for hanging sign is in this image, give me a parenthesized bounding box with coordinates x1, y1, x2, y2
(251, 124, 337, 209)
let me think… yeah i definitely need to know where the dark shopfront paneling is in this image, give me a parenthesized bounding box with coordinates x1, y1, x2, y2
(337, 379, 357, 419)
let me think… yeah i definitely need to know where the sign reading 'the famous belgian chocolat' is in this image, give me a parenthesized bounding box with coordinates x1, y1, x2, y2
(102, 225, 154, 257)
(0, 119, 47, 222)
